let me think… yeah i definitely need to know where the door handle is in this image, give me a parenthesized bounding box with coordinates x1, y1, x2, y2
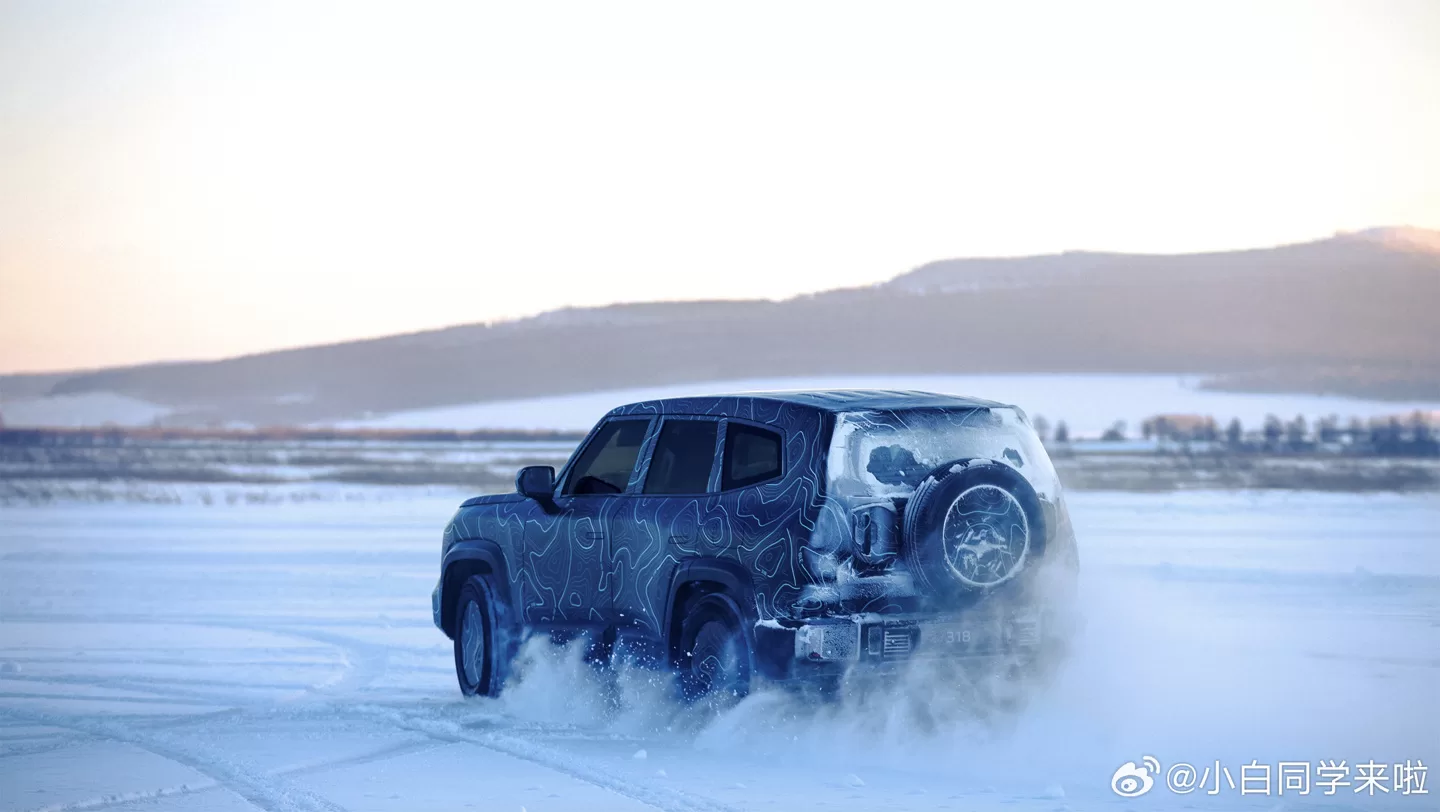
(584, 532, 604, 540)
(668, 534, 689, 543)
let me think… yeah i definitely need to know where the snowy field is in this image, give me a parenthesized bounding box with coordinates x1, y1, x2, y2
(336, 374, 1440, 438)
(1, 491, 1436, 812)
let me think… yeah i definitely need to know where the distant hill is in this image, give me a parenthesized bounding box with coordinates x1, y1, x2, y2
(3, 228, 1438, 427)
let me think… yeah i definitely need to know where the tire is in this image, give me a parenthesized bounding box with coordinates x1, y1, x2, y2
(676, 594, 751, 704)
(902, 459, 1045, 598)
(453, 575, 510, 697)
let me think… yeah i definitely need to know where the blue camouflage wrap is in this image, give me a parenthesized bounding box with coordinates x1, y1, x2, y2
(439, 390, 1069, 642)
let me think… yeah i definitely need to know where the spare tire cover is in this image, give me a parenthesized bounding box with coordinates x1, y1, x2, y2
(902, 459, 1044, 593)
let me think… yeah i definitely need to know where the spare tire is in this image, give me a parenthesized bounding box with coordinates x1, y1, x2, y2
(902, 459, 1045, 596)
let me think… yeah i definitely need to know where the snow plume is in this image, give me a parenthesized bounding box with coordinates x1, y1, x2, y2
(483, 540, 1433, 798)
(495, 635, 697, 735)
(690, 567, 1433, 794)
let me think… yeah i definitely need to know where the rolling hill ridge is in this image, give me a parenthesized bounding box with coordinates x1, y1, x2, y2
(4, 228, 1437, 427)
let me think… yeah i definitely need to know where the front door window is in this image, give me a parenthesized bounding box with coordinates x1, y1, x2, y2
(565, 419, 649, 495)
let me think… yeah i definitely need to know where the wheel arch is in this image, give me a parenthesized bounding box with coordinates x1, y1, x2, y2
(439, 540, 513, 639)
(663, 558, 755, 666)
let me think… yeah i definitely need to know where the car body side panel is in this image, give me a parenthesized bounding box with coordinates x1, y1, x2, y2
(606, 415, 721, 634)
(444, 397, 833, 636)
(610, 397, 831, 625)
(451, 493, 610, 627)
(606, 492, 685, 634)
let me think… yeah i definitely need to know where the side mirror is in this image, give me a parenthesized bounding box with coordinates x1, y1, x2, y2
(516, 465, 555, 499)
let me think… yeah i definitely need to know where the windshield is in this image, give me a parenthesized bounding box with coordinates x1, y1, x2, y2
(826, 407, 1060, 500)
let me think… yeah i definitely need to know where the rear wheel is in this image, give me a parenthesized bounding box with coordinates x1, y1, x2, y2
(677, 594, 751, 704)
(453, 575, 509, 697)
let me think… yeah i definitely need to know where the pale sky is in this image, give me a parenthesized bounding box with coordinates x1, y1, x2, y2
(2, 1, 1438, 375)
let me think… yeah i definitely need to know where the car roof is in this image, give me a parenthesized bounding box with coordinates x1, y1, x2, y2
(610, 389, 1012, 417)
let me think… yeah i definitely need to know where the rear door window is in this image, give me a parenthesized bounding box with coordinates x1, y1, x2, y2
(643, 419, 719, 494)
(564, 419, 650, 495)
(722, 423, 782, 489)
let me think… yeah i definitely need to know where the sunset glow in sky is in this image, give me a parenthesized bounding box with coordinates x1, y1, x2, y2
(2, 1, 1438, 374)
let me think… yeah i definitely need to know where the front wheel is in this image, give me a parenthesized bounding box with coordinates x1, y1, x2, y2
(677, 594, 751, 705)
(453, 575, 510, 697)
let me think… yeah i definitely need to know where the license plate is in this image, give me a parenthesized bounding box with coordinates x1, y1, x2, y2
(926, 614, 1040, 654)
(929, 621, 1002, 653)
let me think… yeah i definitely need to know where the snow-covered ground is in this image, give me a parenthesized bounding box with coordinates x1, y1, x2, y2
(337, 374, 1440, 438)
(1, 491, 1436, 811)
(0, 393, 172, 428)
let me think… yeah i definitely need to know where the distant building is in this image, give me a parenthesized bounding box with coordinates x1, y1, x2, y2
(1370, 410, 1440, 427)
(1141, 414, 1217, 441)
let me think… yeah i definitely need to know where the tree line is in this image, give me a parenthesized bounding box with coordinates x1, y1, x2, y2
(1029, 412, 1439, 456)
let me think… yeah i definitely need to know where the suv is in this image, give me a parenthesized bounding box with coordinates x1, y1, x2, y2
(433, 390, 1078, 699)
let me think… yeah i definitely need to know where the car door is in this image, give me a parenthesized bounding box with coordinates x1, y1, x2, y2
(712, 419, 791, 606)
(523, 417, 652, 627)
(608, 415, 722, 636)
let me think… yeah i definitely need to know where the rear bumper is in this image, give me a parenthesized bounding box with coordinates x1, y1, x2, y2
(753, 609, 1042, 678)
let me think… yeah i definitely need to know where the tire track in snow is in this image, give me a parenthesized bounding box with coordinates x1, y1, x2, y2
(23, 779, 219, 812)
(0, 691, 226, 707)
(203, 627, 748, 812)
(14, 738, 450, 812)
(3, 617, 743, 812)
(358, 706, 745, 812)
(0, 708, 350, 812)
(0, 734, 90, 760)
(0, 670, 318, 713)
(0, 671, 317, 696)
(0, 619, 398, 710)
(267, 627, 392, 698)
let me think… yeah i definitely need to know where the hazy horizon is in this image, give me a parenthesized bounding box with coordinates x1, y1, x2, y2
(3, 1, 1439, 375)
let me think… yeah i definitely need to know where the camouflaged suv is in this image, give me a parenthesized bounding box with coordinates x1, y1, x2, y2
(433, 390, 1078, 700)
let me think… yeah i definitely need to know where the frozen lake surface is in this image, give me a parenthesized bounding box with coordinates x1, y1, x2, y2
(340, 374, 1440, 438)
(1, 491, 1436, 811)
